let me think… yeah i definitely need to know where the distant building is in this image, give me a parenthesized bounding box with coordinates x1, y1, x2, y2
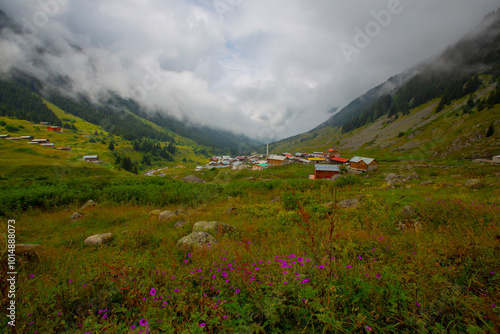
(40, 143, 55, 148)
(20, 136, 33, 140)
(314, 164, 340, 179)
(0, 134, 10, 139)
(268, 155, 290, 166)
(57, 147, 72, 151)
(47, 126, 62, 133)
(252, 163, 268, 171)
(40, 122, 50, 126)
(349, 156, 378, 172)
(330, 157, 349, 165)
(307, 157, 326, 164)
(32, 139, 49, 144)
(83, 155, 99, 162)
(232, 161, 248, 171)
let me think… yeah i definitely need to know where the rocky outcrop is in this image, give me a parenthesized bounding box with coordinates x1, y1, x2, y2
(464, 179, 485, 189)
(16, 244, 42, 255)
(71, 212, 84, 221)
(173, 221, 189, 229)
(159, 210, 176, 222)
(192, 221, 238, 238)
(80, 200, 96, 211)
(84, 233, 114, 246)
(176, 232, 217, 249)
(336, 198, 360, 209)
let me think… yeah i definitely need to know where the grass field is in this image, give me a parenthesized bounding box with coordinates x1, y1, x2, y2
(1, 161, 499, 333)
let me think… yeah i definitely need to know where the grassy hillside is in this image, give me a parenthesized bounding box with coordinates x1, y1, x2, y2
(270, 86, 500, 161)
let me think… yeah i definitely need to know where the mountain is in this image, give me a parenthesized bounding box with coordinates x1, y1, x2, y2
(269, 9, 500, 160)
(0, 10, 262, 156)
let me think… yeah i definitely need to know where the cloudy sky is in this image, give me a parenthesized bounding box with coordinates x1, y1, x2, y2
(0, 0, 498, 140)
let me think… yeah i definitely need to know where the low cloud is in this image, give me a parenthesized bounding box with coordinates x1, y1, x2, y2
(0, 0, 498, 139)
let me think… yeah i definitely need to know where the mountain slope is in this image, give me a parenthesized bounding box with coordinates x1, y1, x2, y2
(270, 9, 500, 160)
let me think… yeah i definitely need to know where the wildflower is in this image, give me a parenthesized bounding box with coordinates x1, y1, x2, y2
(212, 275, 217, 279)
(199, 323, 206, 327)
(174, 289, 179, 293)
(289, 254, 295, 259)
(222, 271, 228, 277)
(150, 288, 156, 296)
(318, 265, 324, 270)
(235, 289, 240, 294)
(283, 281, 287, 284)
(366, 325, 372, 331)
(283, 271, 288, 274)
(416, 302, 420, 307)
(102, 314, 107, 319)
(297, 257, 303, 262)
(188, 253, 191, 257)
(139, 318, 147, 326)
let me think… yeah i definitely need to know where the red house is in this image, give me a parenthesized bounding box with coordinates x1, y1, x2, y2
(47, 126, 62, 133)
(330, 157, 350, 165)
(314, 164, 340, 179)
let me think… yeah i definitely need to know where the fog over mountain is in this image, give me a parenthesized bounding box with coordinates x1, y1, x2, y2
(0, 0, 498, 141)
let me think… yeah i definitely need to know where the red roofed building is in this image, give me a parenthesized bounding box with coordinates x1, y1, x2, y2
(47, 126, 62, 133)
(330, 157, 350, 165)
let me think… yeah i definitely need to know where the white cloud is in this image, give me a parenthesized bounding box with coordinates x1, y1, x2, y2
(0, 0, 498, 139)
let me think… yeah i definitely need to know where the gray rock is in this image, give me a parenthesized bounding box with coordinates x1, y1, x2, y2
(159, 210, 176, 221)
(71, 212, 84, 221)
(182, 175, 206, 184)
(225, 207, 236, 214)
(420, 181, 434, 186)
(336, 198, 360, 209)
(173, 221, 188, 229)
(176, 231, 217, 249)
(385, 173, 399, 181)
(122, 230, 129, 234)
(174, 209, 184, 215)
(84, 233, 113, 246)
(270, 196, 281, 203)
(332, 174, 343, 181)
(150, 209, 161, 216)
(192, 221, 238, 238)
(464, 179, 485, 189)
(80, 199, 96, 211)
(400, 205, 414, 219)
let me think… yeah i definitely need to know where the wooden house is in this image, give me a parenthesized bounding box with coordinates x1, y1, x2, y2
(83, 155, 99, 162)
(57, 147, 72, 151)
(349, 156, 378, 172)
(307, 157, 326, 164)
(20, 136, 33, 140)
(41, 143, 55, 148)
(47, 126, 63, 133)
(268, 155, 290, 166)
(252, 163, 268, 171)
(330, 157, 349, 165)
(32, 139, 49, 144)
(314, 164, 340, 179)
(0, 134, 10, 139)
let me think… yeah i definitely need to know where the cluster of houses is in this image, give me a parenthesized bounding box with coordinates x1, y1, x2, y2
(196, 150, 379, 180)
(0, 122, 70, 150)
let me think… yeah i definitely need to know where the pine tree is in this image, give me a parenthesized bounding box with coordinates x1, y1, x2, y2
(108, 142, 115, 151)
(486, 122, 494, 137)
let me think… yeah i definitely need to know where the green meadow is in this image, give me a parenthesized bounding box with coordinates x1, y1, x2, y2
(1, 162, 499, 333)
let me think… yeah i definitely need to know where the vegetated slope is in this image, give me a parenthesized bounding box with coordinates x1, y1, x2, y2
(271, 9, 500, 159)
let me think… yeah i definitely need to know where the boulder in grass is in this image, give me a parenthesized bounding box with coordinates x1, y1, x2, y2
(71, 212, 84, 221)
(336, 198, 360, 209)
(84, 233, 114, 246)
(158, 210, 176, 222)
(80, 199, 96, 211)
(173, 221, 188, 229)
(192, 221, 238, 238)
(400, 205, 414, 219)
(176, 231, 217, 249)
(419, 181, 434, 186)
(149, 209, 161, 216)
(464, 179, 484, 189)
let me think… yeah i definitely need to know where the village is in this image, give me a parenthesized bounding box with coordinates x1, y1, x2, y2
(0, 122, 100, 162)
(195, 149, 381, 179)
